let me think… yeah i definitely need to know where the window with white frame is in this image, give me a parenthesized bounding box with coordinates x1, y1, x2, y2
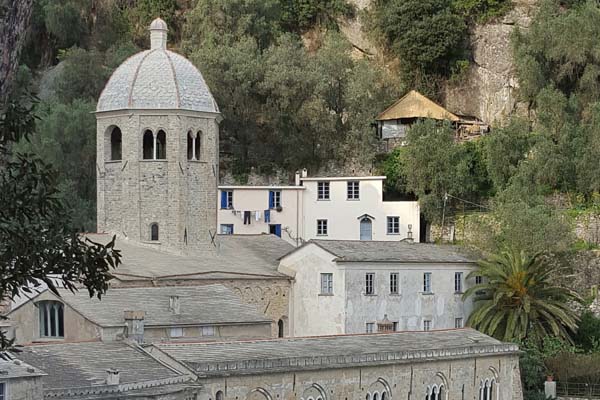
(0, 382, 5, 400)
(423, 272, 432, 293)
(347, 181, 360, 200)
(317, 181, 330, 200)
(39, 301, 64, 338)
(201, 326, 215, 336)
(320, 273, 333, 294)
(454, 272, 463, 293)
(170, 327, 184, 337)
(390, 273, 399, 294)
(317, 219, 328, 235)
(455, 317, 464, 328)
(423, 320, 432, 331)
(387, 216, 400, 234)
(365, 273, 375, 295)
(366, 322, 375, 333)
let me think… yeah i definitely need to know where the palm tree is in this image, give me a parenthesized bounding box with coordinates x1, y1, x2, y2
(463, 248, 581, 344)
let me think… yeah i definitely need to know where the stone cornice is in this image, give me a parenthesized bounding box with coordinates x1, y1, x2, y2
(191, 344, 520, 377)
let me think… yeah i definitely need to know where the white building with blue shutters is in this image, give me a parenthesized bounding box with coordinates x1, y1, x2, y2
(217, 172, 420, 246)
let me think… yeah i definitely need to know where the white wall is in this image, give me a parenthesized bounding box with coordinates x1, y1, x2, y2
(279, 244, 346, 337)
(343, 262, 476, 333)
(217, 187, 304, 245)
(301, 178, 420, 242)
(280, 245, 477, 337)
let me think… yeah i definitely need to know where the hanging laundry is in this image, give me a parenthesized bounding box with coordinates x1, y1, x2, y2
(264, 209, 271, 223)
(244, 211, 251, 225)
(255, 210, 261, 221)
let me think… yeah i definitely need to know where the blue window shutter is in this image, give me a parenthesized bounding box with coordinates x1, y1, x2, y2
(269, 191, 274, 209)
(221, 191, 227, 209)
(275, 224, 281, 237)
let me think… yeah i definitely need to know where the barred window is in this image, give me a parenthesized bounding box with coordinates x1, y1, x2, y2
(423, 320, 432, 331)
(390, 273, 399, 294)
(423, 272, 432, 293)
(455, 272, 463, 293)
(455, 317, 464, 328)
(365, 273, 375, 295)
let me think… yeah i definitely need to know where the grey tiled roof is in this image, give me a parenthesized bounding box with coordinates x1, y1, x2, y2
(96, 49, 219, 113)
(55, 285, 270, 327)
(305, 240, 475, 263)
(0, 352, 46, 378)
(85, 233, 293, 282)
(18, 342, 180, 390)
(155, 329, 518, 375)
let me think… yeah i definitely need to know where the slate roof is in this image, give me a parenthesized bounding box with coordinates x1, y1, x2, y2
(54, 285, 270, 327)
(85, 233, 293, 282)
(0, 352, 46, 378)
(49, 285, 271, 327)
(96, 21, 218, 114)
(155, 329, 518, 375)
(17, 342, 181, 390)
(302, 240, 475, 263)
(376, 90, 459, 122)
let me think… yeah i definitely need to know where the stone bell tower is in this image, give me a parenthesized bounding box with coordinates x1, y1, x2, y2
(95, 18, 221, 253)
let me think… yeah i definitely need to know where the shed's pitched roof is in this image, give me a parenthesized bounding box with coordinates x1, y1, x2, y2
(18, 342, 183, 391)
(297, 240, 474, 263)
(154, 329, 518, 376)
(54, 285, 270, 327)
(85, 233, 293, 282)
(0, 352, 46, 378)
(376, 90, 459, 122)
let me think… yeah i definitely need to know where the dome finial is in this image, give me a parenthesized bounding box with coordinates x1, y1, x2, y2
(149, 18, 168, 50)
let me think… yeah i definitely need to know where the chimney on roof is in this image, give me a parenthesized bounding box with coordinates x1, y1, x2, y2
(295, 170, 301, 186)
(169, 295, 181, 315)
(106, 369, 120, 385)
(123, 310, 145, 343)
(301, 168, 307, 178)
(407, 224, 414, 242)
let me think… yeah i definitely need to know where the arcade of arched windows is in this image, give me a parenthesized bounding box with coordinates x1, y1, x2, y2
(142, 129, 167, 160)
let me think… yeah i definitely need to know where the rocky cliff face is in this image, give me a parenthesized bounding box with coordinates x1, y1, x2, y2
(445, 0, 538, 125)
(339, 0, 539, 126)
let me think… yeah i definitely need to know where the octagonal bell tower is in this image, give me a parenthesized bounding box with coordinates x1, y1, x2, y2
(95, 18, 221, 253)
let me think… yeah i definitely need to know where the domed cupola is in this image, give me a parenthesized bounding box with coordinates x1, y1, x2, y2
(96, 18, 219, 113)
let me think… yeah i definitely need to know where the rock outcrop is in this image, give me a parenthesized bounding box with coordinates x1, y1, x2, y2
(445, 0, 538, 125)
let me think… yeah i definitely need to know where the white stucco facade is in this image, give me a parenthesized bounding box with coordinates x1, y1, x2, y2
(279, 242, 477, 337)
(217, 175, 420, 246)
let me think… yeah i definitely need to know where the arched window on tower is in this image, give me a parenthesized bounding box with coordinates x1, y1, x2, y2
(143, 130, 154, 159)
(156, 130, 166, 159)
(195, 130, 201, 160)
(216, 391, 224, 400)
(187, 131, 202, 161)
(278, 319, 284, 338)
(110, 127, 122, 160)
(150, 223, 159, 241)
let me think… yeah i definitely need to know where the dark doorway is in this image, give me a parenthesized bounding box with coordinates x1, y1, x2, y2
(269, 224, 281, 237)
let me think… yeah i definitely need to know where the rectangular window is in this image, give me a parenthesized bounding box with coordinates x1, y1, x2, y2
(220, 190, 233, 209)
(347, 181, 360, 200)
(220, 224, 234, 235)
(0, 383, 5, 400)
(365, 273, 375, 295)
(423, 272, 432, 293)
(392, 321, 399, 331)
(390, 273, 399, 294)
(170, 327, 184, 337)
(317, 181, 330, 200)
(320, 273, 333, 294)
(366, 322, 375, 333)
(269, 190, 282, 208)
(423, 320, 432, 331)
(455, 317, 464, 329)
(475, 275, 483, 285)
(387, 216, 400, 234)
(455, 272, 463, 293)
(201, 326, 215, 336)
(317, 219, 328, 236)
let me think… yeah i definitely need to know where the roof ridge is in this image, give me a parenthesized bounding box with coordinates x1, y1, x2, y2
(163, 50, 181, 108)
(128, 49, 156, 108)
